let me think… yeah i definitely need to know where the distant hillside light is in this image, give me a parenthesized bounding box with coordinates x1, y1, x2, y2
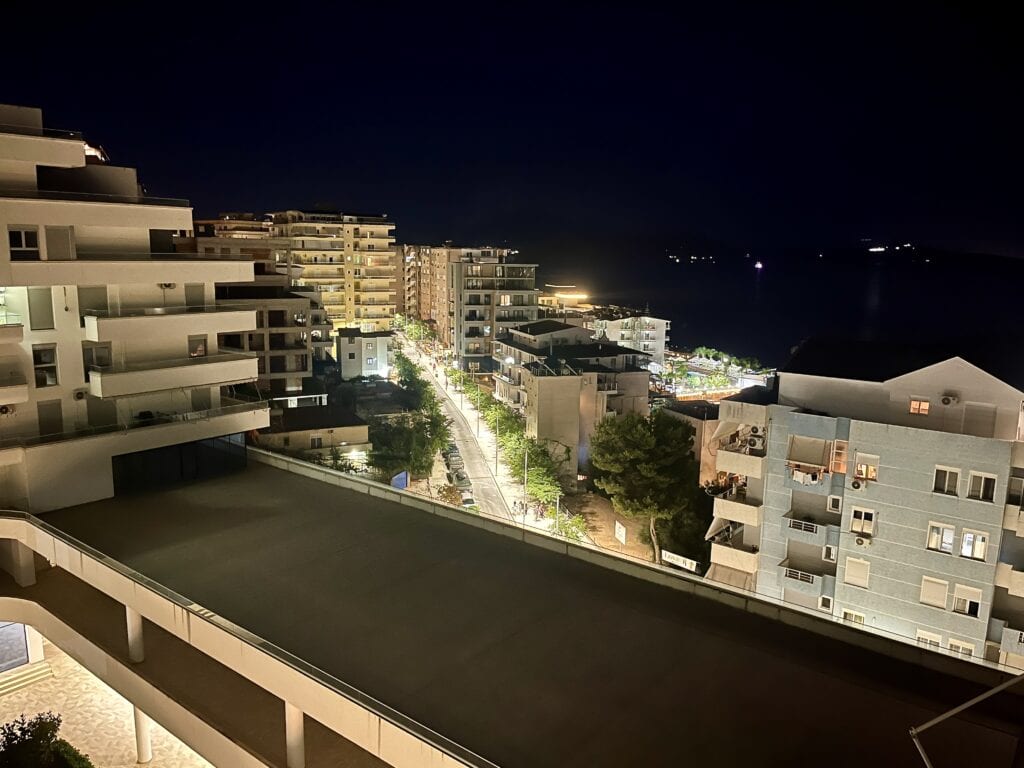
(754, 261, 764, 270)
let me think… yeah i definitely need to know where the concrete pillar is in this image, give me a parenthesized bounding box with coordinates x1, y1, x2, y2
(285, 701, 305, 768)
(8, 541, 36, 587)
(133, 705, 153, 764)
(25, 625, 44, 663)
(126, 606, 144, 663)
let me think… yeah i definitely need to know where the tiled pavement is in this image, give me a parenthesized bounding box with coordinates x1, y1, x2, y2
(0, 640, 211, 768)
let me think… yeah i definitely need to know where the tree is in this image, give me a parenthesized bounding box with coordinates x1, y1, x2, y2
(437, 484, 463, 507)
(328, 445, 357, 473)
(0, 712, 95, 768)
(589, 410, 701, 563)
(704, 372, 731, 389)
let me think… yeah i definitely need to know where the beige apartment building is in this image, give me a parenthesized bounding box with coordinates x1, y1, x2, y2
(493, 320, 650, 477)
(0, 104, 268, 513)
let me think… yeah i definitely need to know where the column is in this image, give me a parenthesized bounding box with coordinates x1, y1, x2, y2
(8, 541, 36, 587)
(133, 706, 153, 764)
(25, 625, 44, 663)
(285, 701, 305, 768)
(126, 606, 144, 663)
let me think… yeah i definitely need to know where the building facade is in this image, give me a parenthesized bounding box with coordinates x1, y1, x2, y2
(493, 320, 650, 476)
(705, 343, 1024, 668)
(0, 105, 269, 514)
(336, 329, 393, 381)
(273, 210, 397, 333)
(588, 314, 671, 367)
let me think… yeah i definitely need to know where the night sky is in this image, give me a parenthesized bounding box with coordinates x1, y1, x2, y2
(4, 6, 1021, 356)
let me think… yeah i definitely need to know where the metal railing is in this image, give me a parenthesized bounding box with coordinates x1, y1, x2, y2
(82, 304, 256, 319)
(784, 567, 815, 584)
(0, 122, 83, 140)
(788, 518, 819, 534)
(0, 187, 189, 207)
(76, 251, 250, 262)
(0, 310, 23, 326)
(0, 398, 268, 449)
(89, 351, 256, 374)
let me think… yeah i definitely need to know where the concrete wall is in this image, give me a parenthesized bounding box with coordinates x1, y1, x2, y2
(526, 374, 581, 474)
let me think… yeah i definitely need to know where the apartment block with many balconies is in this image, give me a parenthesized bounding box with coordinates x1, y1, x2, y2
(588, 313, 671, 368)
(0, 104, 268, 513)
(493, 320, 650, 477)
(274, 210, 397, 333)
(704, 337, 1024, 668)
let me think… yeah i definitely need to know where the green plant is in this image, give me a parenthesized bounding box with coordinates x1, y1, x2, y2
(437, 484, 463, 507)
(53, 740, 95, 768)
(0, 713, 95, 768)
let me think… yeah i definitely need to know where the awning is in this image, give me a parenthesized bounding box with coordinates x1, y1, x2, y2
(705, 516, 730, 541)
(705, 564, 756, 592)
(711, 420, 739, 440)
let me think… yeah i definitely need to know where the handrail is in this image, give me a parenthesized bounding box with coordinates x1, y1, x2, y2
(0, 508, 499, 768)
(0, 122, 82, 140)
(83, 304, 256, 318)
(0, 187, 189, 207)
(90, 351, 256, 374)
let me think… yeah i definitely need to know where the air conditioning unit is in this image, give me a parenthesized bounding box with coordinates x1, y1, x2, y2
(158, 283, 177, 289)
(73, 388, 88, 401)
(0, 404, 13, 416)
(855, 537, 872, 546)
(750, 425, 761, 435)
(851, 479, 862, 490)
(747, 436, 766, 451)
(941, 392, 960, 406)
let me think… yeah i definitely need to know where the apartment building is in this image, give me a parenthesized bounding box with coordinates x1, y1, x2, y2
(274, 210, 397, 333)
(0, 104, 268, 513)
(704, 338, 1024, 668)
(493, 320, 649, 476)
(336, 328, 393, 381)
(588, 313, 671, 367)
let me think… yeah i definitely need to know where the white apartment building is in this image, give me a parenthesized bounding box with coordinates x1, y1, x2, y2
(704, 338, 1024, 668)
(336, 329, 393, 381)
(274, 210, 397, 333)
(588, 313, 671, 367)
(0, 104, 268, 513)
(493, 320, 650, 476)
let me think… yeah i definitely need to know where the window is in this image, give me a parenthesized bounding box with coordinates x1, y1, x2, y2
(927, 523, 955, 554)
(910, 399, 930, 415)
(948, 639, 974, 658)
(188, 335, 207, 358)
(310, 436, 323, 449)
(499, 294, 512, 306)
(827, 495, 842, 513)
(27, 287, 55, 330)
(830, 440, 848, 473)
(933, 467, 959, 495)
(818, 596, 833, 612)
(8, 227, 39, 260)
(850, 507, 875, 536)
(916, 630, 942, 648)
(844, 557, 870, 588)
(347, 352, 355, 360)
(920, 576, 948, 609)
(366, 357, 375, 367)
(366, 342, 374, 351)
(32, 344, 58, 387)
(952, 584, 982, 617)
(967, 472, 996, 502)
(960, 530, 988, 561)
(1008, 477, 1024, 507)
(841, 609, 865, 625)
(823, 545, 837, 562)
(855, 453, 879, 480)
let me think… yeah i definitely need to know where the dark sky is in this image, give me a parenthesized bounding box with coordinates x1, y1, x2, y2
(4, 5, 1022, 294)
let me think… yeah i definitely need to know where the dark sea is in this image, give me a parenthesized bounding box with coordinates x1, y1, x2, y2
(585, 247, 1020, 368)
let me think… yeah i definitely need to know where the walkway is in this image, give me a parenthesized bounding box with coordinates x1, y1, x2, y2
(0, 642, 210, 768)
(42, 462, 1024, 768)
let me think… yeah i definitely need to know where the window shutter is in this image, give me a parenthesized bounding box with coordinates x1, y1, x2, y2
(920, 577, 948, 608)
(844, 557, 871, 588)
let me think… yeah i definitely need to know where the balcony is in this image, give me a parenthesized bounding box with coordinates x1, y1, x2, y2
(712, 488, 762, 528)
(0, 371, 29, 405)
(716, 440, 766, 479)
(88, 352, 258, 398)
(778, 561, 836, 598)
(1003, 503, 1024, 537)
(0, 186, 188, 207)
(10, 252, 255, 286)
(710, 539, 759, 574)
(0, 310, 23, 344)
(84, 305, 257, 343)
(1000, 626, 1024, 657)
(996, 562, 1024, 598)
(782, 510, 840, 548)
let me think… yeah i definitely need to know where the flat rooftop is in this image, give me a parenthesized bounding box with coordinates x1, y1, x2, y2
(43, 463, 1022, 767)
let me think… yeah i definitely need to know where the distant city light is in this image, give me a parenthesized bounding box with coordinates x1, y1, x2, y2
(754, 261, 764, 270)
(868, 246, 886, 252)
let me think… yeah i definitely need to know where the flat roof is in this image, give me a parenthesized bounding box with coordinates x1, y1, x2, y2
(275, 405, 366, 432)
(42, 464, 1020, 767)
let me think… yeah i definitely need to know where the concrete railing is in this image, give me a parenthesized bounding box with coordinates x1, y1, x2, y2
(0, 510, 496, 768)
(246, 448, 1024, 693)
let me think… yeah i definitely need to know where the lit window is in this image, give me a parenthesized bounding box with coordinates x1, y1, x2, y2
(967, 473, 996, 502)
(830, 440, 848, 474)
(841, 609, 865, 625)
(854, 453, 879, 480)
(910, 399, 930, 415)
(933, 467, 959, 495)
(952, 584, 983, 617)
(850, 508, 875, 537)
(927, 523, 955, 554)
(960, 530, 988, 561)
(916, 630, 942, 648)
(948, 639, 974, 658)
(310, 436, 323, 449)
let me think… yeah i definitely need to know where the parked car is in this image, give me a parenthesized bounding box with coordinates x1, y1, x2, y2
(460, 493, 477, 508)
(442, 444, 460, 458)
(446, 470, 472, 490)
(446, 455, 465, 471)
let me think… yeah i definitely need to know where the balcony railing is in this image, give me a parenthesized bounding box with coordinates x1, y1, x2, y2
(0, 310, 22, 326)
(784, 567, 815, 584)
(76, 251, 250, 262)
(89, 351, 255, 375)
(788, 519, 819, 535)
(0, 187, 189, 207)
(83, 304, 255, 319)
(0, 122, 83, 139)
(0, 398, 269, 449)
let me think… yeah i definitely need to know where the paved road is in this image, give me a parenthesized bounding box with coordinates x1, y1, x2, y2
(402, 338, 511, 520)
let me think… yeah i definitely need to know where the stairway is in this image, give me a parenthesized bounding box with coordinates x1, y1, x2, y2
(0, 661, 53, 697)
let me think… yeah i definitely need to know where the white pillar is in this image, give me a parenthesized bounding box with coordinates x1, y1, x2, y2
(133, 706, 153, 764)
(126, 606, 144, 663)
(8, 541, 36, 587)
(285, 701, 305, 768)
(25, 626, 44, 663)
